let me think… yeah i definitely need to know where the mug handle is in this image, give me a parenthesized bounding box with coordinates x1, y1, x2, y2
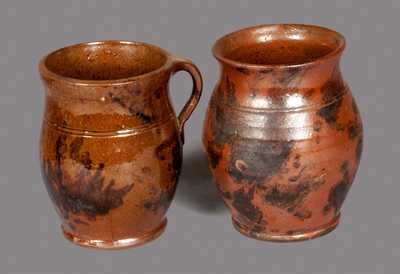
(170, 57, 203, 144)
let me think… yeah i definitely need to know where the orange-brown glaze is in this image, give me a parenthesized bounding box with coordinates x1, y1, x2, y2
(39, 41, 202, 249)
(203, 24, 363, 241)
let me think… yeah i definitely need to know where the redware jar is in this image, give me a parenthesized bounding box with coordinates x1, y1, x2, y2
(203, 24, 363, 241)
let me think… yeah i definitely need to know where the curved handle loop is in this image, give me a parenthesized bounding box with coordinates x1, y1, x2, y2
(170, 57, 203, 144)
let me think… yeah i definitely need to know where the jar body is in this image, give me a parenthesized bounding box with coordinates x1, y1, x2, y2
(203, 63, 363, 241)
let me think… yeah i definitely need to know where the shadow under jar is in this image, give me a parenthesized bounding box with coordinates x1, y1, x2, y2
(39, 41, 202, 249)
(203, 24, 363, 241)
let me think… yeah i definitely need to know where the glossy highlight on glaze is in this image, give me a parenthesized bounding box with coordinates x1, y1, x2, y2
(39, 40, 202, 249)
(203, 24, 363, 241)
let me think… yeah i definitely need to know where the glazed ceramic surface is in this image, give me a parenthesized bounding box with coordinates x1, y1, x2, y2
(203, 24, 363, 241)
(39, 41, 202, 249)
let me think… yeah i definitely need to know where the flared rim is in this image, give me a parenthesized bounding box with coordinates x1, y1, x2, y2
(212, 24, 346, 70)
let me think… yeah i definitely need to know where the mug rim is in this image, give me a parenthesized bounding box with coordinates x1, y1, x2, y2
(39, 40, 174, 86)
(212, 23, 346, 70)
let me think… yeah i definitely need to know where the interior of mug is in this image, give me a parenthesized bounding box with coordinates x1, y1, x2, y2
(213, 24, 345, 66)
(43, 41, 168, 80)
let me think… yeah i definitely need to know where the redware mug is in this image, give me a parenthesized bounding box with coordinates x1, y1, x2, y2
(39, 40, 202, 249)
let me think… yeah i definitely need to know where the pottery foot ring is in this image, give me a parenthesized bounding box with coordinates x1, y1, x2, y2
(62, 219, 167, 250)
(232, 214, 340, 242)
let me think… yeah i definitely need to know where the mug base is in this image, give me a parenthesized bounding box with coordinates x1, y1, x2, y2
(232, 213, 340, 242)
(61, 218, 167, 250)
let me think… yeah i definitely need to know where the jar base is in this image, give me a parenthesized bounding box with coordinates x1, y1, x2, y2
(232, 213, 340, 242)
(61, 219, 167, 250)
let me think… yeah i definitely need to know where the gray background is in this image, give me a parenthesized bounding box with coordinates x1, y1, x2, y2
(0, 0, 398, 273)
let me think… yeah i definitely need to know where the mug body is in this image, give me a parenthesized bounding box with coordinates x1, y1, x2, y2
(203, 25, 363, 241)
(39, 41, 184, 249)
